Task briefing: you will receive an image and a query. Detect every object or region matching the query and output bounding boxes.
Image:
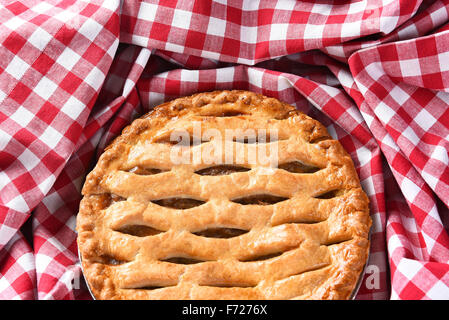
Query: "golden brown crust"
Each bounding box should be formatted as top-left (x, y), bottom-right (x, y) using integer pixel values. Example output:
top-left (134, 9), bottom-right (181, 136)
top-left (77, 90), bottom-right (371, 300)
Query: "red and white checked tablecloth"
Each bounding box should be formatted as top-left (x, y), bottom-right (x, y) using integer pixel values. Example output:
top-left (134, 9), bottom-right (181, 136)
top-left (0, 0), bottom-right (448, 300)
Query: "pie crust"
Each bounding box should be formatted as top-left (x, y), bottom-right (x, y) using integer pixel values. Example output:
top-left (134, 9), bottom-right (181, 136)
top-left (76, 90), bottom-right (371, 300)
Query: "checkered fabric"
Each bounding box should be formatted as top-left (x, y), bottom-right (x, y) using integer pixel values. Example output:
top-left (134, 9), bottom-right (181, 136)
top-left (0, 0), bottom-right (448, 300)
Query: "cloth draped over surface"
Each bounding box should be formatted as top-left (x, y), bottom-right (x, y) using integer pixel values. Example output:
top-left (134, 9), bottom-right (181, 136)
top-left (0, 0), bottom-right (448, 299)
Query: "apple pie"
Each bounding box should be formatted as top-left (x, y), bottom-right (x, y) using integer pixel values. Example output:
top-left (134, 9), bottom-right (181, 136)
top-left (76, 90), bottom-right (371, 300)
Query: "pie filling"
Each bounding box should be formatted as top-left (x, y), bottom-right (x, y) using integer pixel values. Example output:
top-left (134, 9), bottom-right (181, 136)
top-left (128, 166), bottom-right (166, 175)
top-left (200, 110), bottom-right (247, 117)
top-left (116, 225), bottom-right (164, 237)
top-left (278, 161), bottom-right (321, 173)
top-left (162, 257), bottom-right (206, 265)
top-left (231, 194), bottom-right (289, 205)
top-left (193, 227), bottom-right (248, 239)
top-left (195, 165), bottom-right (250, 176)
top-left (151, 198), bottom-right (206, 209)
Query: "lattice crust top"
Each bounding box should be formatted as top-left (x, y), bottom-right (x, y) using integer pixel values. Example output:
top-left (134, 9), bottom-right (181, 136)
top-left (77, 90), bottom-right (371, 300)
